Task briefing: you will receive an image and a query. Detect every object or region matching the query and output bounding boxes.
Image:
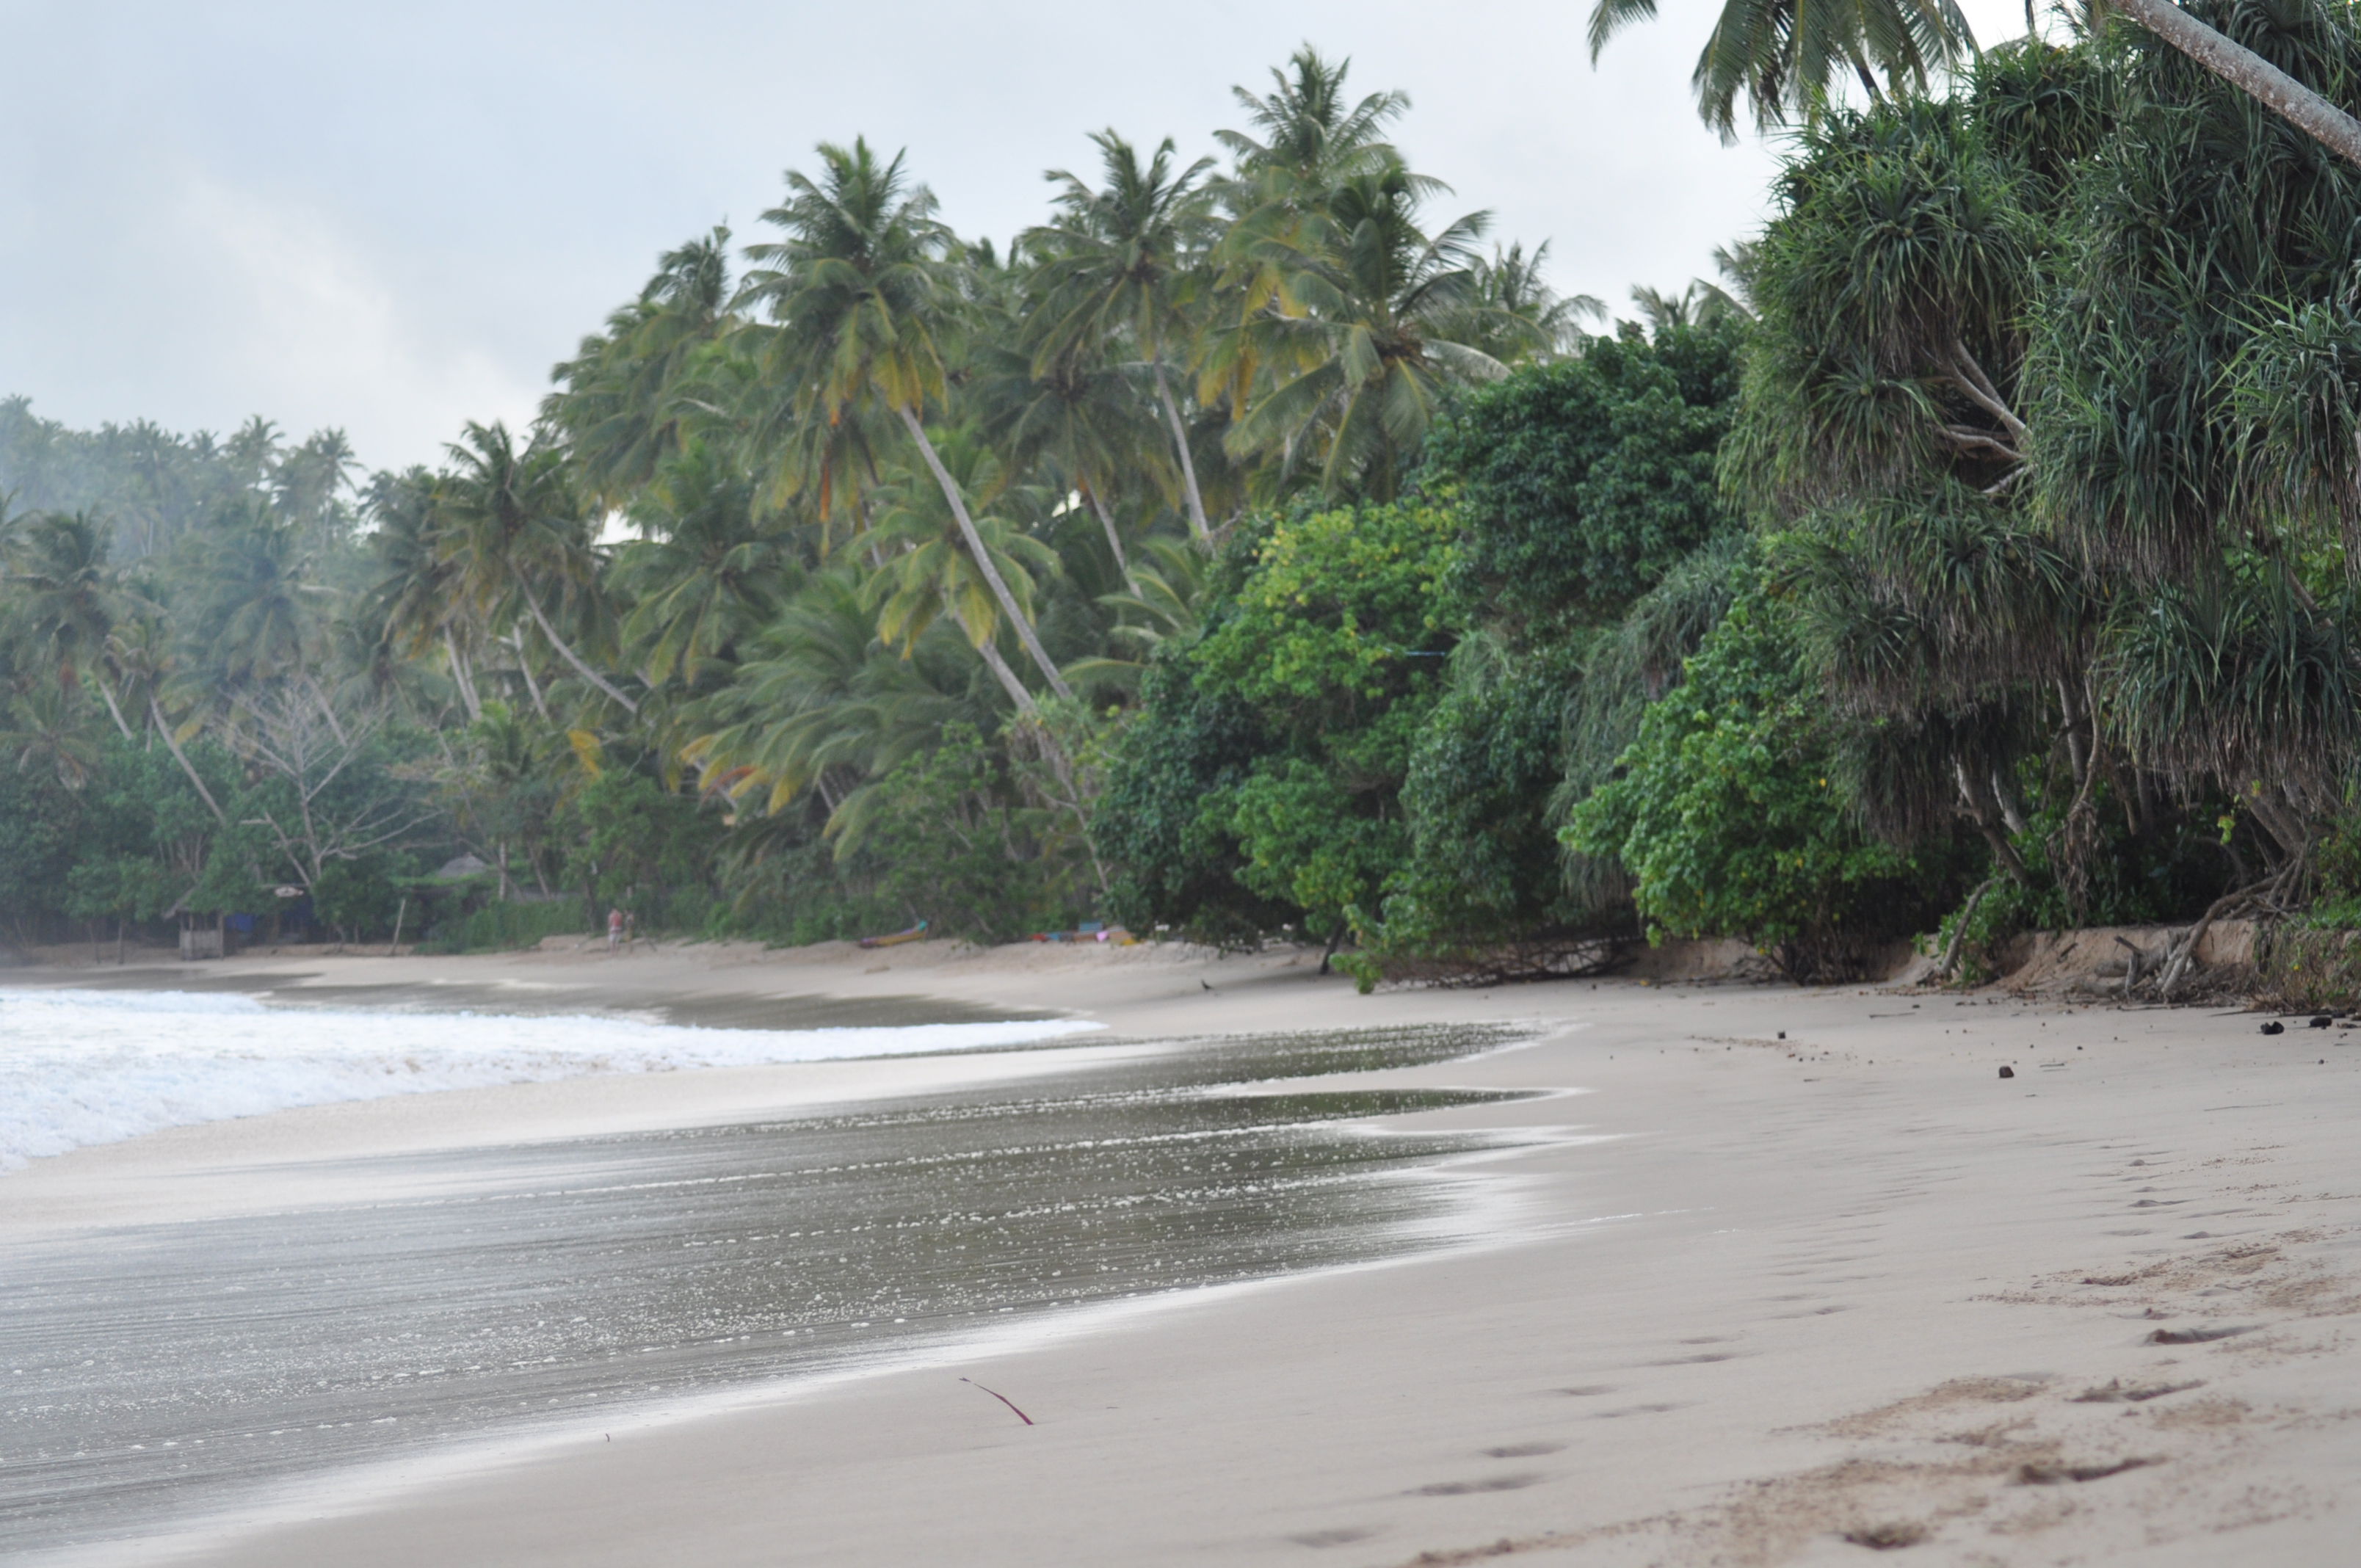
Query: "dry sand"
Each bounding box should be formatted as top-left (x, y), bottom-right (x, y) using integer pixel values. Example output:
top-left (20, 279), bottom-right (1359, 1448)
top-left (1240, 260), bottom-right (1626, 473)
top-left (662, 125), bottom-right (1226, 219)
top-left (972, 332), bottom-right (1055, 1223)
top-left (12, 937), bottom-right (2361, 1565)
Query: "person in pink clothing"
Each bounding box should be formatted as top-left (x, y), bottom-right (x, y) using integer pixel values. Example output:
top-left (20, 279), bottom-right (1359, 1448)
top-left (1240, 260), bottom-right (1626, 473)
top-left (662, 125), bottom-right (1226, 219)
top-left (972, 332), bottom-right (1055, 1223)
top-left (607, 907), bottom-right (624, 954)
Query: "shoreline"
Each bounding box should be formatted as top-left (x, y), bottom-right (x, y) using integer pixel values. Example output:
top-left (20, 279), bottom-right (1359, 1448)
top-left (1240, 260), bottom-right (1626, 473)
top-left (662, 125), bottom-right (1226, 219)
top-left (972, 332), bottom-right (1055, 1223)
top-left (10, 940), bottom-right (2361, 1564)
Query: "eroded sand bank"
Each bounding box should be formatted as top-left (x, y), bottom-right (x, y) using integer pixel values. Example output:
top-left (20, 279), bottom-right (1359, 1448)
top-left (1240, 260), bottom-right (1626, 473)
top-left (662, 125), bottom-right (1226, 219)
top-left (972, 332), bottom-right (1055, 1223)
top-left (10, 939), bottom-right (2361, 1565)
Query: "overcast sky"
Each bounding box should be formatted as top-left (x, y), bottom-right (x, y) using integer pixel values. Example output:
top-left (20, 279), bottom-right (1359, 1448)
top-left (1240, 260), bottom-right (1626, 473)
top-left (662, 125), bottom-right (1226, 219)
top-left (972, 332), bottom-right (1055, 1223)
top-left (0, 0), bottom-right (2029, 472)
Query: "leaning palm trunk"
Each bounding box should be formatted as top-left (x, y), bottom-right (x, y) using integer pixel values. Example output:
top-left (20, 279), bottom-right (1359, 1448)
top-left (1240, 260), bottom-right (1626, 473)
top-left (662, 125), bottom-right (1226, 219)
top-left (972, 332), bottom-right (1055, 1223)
top-left (148, 696), bottom-right (227, 825)
top-left (442, 626), bottom-right (484, 723)
top-left (1084, 486), bottom-right (1139, 592)
top-left (1151, 360), bottom-right (1214, 549)
top-left (896, 407), bottom-right (1075, 701)
top-left (507, 628), bottom-right (554, 721)
top-left (93, 675), bottom-right (136, 741)
top-left (518, 582), bottom-right (640, 714)
top-left (2113, 0), bottom-right (2361, 168)
top-left (954, 606), bottom-right (1041, 713)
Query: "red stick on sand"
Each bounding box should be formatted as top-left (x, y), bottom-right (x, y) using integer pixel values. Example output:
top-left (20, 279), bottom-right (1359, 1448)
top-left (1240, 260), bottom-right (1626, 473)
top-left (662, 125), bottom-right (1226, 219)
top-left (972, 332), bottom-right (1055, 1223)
top-left (960, 1377), bottom-right (1034, 1426)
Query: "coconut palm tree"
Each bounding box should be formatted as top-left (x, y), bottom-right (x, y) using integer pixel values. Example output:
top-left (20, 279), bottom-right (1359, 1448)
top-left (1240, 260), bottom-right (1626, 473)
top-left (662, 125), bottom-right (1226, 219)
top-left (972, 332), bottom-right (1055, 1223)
top-left (615, 443), bottom-right (799, 691)
top-left (192, 501), bottom-right (319, 691)
top-left (1589, 0), bottom-right (2361, 170)
top-left (851, 432), bottom-right (1063, 711)
top-left (1218, 46), bottom-right (1412, 203)
top-left (1223, 159), bottom-right (1548, 498)
top-left (546, 228), bottom-right (739, 504)
top-left (739, 139), bottom-right (1073, 702)
top-left (1589, 0), bottom-right (1975, 140)
top-left (1026, 131), bottom-right (1222, 546)
top-left (678, 565), bottom-right (987, 827)
top-left (361, 465), bottom-right (484, 720)
top-left (1, 509), bottom-right (139, 736)
top-left (433, 421), bottom-right (639, 714)
top-left (969, 327), bottom-right (1165, 590)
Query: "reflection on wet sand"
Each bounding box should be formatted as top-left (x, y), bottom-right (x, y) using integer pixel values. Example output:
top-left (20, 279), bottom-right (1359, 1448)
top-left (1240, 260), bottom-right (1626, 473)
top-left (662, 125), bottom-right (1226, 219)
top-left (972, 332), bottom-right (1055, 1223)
top-left (0, 1024), bottom-right (1530, 1557)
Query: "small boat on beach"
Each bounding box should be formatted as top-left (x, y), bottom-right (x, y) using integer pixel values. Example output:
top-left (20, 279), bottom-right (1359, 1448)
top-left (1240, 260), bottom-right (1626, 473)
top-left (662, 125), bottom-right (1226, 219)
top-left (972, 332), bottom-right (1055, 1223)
top-left (857, 920), bottom-right (929, 949)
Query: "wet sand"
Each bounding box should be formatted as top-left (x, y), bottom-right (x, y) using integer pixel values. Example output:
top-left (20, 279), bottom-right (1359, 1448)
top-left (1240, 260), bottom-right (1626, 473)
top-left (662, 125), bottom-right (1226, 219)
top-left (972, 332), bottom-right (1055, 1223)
top-left (10, 939), bottom-right (2361, 1564)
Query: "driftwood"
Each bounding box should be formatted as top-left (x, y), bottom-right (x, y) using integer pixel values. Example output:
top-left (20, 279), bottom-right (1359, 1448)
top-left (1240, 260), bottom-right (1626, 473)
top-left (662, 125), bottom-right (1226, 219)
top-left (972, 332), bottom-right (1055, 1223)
top-left (1367, 934), bottom-right (1633, 990)
top-left (2155, 863), bottom-right (2305, 1000)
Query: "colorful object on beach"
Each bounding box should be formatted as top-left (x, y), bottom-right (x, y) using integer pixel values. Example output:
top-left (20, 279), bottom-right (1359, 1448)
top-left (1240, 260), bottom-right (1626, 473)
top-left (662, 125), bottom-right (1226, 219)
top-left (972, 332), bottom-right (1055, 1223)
top-left (857, 921), bottom-right (929, 950)
top-left (1027, 924), bottom-right (1136, 945)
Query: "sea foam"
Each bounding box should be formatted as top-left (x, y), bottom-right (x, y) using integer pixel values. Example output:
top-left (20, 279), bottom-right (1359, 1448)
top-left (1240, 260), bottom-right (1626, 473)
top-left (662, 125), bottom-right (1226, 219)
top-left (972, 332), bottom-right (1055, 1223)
top-left (0, 987), bottom-right (1099, 1171)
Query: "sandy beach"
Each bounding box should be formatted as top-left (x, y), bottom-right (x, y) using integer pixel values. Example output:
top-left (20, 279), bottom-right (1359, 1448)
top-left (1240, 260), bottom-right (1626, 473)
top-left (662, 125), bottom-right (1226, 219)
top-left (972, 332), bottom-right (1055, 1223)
top-left (8, 937), bottom-right (2361, 1565)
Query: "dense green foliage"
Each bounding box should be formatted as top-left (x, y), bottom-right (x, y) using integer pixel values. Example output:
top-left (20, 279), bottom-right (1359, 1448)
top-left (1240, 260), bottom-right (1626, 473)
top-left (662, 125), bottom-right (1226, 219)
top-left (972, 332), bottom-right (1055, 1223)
top-left (24, 17), bottom-right (2361, 984)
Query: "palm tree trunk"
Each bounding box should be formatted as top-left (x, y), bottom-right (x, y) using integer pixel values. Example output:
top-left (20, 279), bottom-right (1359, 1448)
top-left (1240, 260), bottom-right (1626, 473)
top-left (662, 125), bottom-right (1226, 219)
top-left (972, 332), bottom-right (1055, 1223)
top-left (93, 675), bottom-right (136, 741)
top-left (507, 628), bottom-right (553, 722)
top-left (443, 627), bottom-right (484, 723)
top-left (519, 584), bottom-right (640, 714)
top-left (1151, 361), bottom-right (1214, 549)
top-left (896, 407), bottom-right (1075, 701)
top-left (1084, 485), bottom-right (1139, 590)
top-left (149, 697), bottom-right (228, 825)
top-left (962, 617), bottom-right (1040, 713)
top-left (2114, 0), bottom-right (2361, 169)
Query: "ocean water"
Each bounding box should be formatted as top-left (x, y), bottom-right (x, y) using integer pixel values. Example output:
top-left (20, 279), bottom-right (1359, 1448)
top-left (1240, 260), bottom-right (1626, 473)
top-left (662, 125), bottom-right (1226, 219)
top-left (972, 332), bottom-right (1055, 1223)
top-left (0, 1014), bottom-right (1531, 1560)
top-left (0, 987), bottom-right (1103, 1171)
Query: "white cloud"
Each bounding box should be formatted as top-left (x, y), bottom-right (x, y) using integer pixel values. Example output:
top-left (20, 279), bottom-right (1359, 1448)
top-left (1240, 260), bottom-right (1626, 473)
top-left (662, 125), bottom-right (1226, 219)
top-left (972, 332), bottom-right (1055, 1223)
top-left (167, 173), bottom-right (539, 462)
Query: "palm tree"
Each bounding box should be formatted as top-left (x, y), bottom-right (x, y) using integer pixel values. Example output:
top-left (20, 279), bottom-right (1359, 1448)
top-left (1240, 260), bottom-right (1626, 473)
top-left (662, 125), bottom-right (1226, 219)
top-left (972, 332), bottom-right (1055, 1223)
top-left (361, 465), bottom-right (482, 721)
top-left (1589, 0), bottom-right (1974, 140)
top-left (615, 443), bottom-right (799, 691)
top-left (433, 421), bottom-right (639, 714)
top-left (1203, 48), bottom-right (1424, 425)
top-left (1589, 0), bottom-right (2361, 170)
top-left (851, 432), bottom-right (1064, 711)
top-left (1473, 242), bottom-right (1604, 355)
top-left (545, 228), bottom-right (739, 504)
top-left (192, 501), bottom-right (319, 690)
top-left (739, 139), bottom-right (1072, 702)
top-left (1218, 46), bottom-right (1412, 202)
top-left (1, 509), bottom-right (139, 736)
top-left (1224, 159), bottom-right (1546, 498)
top-left (970, 327), bottom-right (1165, 590)
top-left (1026, 131), bottom-right (1222, 547)
top-left (678, 566), bottom-right (986, 825)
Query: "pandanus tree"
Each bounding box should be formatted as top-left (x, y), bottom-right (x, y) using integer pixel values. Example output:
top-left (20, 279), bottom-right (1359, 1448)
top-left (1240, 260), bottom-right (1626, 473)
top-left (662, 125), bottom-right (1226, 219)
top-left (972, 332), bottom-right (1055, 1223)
top-left (1026, 131), bottom-right (1223, 547)
top-left (1736, 31), bottom-right (2361, 981)
top-left (739, 139), bottom-right (1073, 703)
